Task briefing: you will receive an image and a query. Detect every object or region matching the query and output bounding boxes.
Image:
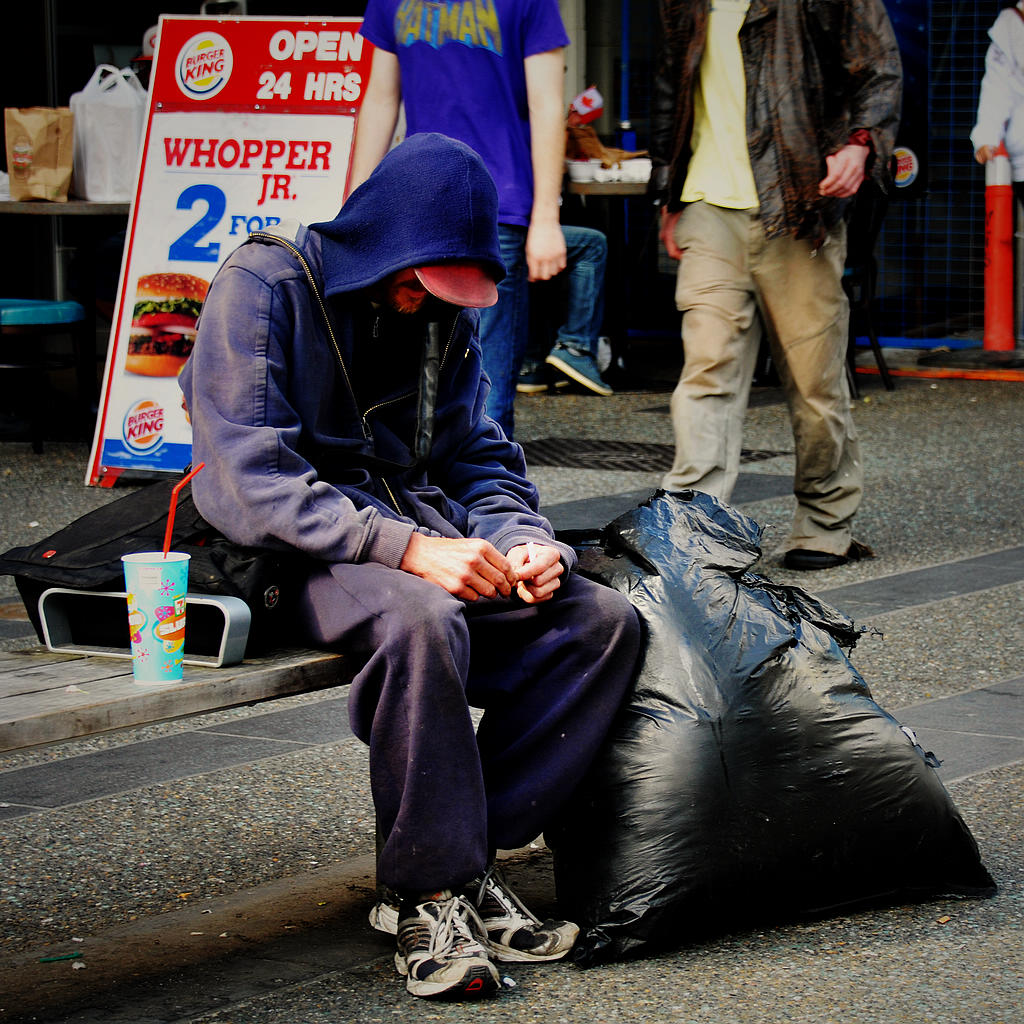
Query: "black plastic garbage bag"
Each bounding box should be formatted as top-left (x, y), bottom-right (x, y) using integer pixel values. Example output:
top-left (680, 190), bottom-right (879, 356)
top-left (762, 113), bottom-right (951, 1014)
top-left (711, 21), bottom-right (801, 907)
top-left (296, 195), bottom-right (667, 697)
top-left (548, 491), bottom-right (996, 965)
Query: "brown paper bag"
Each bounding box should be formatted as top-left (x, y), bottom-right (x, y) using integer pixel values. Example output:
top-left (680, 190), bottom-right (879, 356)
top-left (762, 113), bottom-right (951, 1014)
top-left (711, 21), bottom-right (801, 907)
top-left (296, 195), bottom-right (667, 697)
top-left (5, 107), bottom-right (75, 202)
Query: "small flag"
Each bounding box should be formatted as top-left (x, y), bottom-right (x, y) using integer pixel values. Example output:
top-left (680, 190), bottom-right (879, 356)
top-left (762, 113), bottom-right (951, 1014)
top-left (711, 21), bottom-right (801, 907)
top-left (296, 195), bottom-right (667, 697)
top-left (570, 85), bottom-right (604, 125)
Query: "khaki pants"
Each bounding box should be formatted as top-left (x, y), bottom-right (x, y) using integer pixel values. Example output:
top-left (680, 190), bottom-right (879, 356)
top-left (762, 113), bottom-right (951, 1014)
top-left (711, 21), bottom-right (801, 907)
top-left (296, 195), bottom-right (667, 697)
top-left (662, 201), bottom-right (862, 554)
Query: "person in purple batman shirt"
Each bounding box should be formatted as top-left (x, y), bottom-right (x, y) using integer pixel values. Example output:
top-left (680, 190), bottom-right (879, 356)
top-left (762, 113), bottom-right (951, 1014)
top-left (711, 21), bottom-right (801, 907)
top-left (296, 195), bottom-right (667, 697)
top-left (350, 0), bottom-right (613, 437)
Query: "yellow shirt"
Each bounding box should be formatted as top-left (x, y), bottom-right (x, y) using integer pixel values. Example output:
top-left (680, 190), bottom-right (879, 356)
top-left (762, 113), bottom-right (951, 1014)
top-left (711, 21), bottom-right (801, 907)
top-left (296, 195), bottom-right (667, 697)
top-left (681, 0), bottom-right (759, 210)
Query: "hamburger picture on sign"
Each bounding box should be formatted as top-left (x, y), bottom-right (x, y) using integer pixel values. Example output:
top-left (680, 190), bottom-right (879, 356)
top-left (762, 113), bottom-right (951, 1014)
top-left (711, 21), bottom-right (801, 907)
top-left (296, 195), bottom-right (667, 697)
top-left (127, 272), bottom-right (209, 376)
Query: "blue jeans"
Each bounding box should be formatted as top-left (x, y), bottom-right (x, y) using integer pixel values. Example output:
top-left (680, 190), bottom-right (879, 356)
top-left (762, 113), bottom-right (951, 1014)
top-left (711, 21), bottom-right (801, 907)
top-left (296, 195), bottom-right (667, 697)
top-left (554, 224), bottom-right (607, 357)
top-left (480, 224), bottom-right (608, 437)
top-left (522, 225), bottom-right (608, 377)
top-left (478, 225), bottom-right (528, 438)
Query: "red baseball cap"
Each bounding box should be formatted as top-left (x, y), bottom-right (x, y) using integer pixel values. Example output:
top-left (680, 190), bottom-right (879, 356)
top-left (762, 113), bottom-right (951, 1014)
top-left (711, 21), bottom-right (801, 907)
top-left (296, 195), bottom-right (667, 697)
top-left (414, 261), bottom-right (499, 309)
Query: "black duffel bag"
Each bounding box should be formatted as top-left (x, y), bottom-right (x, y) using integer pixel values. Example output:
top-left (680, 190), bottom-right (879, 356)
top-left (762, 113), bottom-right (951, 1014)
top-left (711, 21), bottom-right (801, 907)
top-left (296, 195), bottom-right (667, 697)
top-left (0, 474), bottom-right (308, 656)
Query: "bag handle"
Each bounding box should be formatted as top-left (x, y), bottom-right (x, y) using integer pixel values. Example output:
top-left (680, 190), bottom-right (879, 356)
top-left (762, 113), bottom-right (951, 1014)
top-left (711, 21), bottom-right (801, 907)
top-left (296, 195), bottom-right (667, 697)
top-left (86, 64), bottom-right (146, 97)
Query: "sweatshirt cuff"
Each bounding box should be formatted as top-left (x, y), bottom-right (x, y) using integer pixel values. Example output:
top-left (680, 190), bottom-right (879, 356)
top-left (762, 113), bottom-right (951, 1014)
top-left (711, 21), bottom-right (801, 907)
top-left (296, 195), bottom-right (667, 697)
top-left (363, 517), bottom-right (417, 570)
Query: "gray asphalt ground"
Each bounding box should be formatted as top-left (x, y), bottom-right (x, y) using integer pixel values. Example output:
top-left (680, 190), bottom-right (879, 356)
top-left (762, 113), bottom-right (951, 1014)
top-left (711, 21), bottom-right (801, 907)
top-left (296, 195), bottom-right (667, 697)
top-left (0, 340), bottom-right (1021, 1023)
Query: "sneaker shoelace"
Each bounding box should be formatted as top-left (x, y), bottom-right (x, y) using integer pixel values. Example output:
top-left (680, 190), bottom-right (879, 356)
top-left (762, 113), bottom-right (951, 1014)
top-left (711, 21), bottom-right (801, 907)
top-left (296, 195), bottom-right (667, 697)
top-left (419, 898), bottom-right (490, 961)
top-left (470, 865), bottom-right (539, 927)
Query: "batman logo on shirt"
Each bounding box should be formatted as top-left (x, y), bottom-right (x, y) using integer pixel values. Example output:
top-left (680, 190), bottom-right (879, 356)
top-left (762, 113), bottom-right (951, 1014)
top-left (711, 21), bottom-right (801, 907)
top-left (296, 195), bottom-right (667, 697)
top-left (395, 0), bottom-right (503, 55)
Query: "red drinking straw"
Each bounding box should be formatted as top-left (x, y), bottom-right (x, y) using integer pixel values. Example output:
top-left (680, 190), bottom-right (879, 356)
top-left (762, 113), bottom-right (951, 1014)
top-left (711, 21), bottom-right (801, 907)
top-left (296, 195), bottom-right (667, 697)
top-left (163, 463), bottom-right (205, 558)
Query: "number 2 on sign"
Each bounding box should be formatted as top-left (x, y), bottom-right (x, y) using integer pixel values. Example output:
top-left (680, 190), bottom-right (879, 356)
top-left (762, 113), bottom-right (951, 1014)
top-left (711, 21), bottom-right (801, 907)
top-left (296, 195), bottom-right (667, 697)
top-left (168, 184), bottom-right (225, 263)
top-left (257, 72), bottom-right (293, 101)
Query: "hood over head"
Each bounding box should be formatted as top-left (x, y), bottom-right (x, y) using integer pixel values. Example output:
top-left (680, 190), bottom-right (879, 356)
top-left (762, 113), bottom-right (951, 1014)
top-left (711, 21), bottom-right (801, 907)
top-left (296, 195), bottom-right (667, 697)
top-left (311, 132), bottom-right (506, 300)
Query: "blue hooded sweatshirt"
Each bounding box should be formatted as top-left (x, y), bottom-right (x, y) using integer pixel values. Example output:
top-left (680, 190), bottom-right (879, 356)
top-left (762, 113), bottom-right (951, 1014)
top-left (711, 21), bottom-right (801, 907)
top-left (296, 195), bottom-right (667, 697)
top-left (179, 133), bottom-right (575, 573)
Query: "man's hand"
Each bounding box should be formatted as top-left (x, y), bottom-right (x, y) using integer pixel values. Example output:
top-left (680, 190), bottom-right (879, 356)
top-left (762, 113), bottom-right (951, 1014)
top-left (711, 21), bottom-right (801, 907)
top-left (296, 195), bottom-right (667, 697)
top-left (659, 206), bottom-right (685, 260)
top-left (526, 219), bottom-right (567, 282)
top-left (818, 144), bottom-right (870, 198)
top-left (400, 533), bottom-right (517, 601)
top-left (507, 543), bottom-right (564, 604)
top-left (975, 145), bottom-right (998, 165)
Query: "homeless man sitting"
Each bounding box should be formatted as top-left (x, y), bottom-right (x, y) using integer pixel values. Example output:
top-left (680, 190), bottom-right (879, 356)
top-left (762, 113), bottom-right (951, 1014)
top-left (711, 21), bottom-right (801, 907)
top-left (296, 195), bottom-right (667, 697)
top-left (179, 133), bottom-right (642, 1001)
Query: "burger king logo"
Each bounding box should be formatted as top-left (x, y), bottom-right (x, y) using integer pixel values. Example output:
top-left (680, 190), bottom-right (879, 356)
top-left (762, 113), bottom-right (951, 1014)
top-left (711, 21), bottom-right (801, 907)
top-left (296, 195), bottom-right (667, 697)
top-left (123, 399), bottom-right (165, 454)
top-left (176, 32), bottom-right (233, 100)
top-left (893, 146), bottom-right (919, 188)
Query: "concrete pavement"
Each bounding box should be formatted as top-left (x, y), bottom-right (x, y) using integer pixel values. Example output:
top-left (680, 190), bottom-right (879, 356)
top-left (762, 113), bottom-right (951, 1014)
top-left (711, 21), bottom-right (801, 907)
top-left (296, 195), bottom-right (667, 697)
top-left (0, 344), bottom-right (1021, 1023)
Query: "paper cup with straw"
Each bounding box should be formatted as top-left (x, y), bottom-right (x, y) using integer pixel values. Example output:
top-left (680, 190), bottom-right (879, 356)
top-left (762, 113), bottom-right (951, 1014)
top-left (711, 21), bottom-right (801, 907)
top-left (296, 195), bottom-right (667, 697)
top-left (121, 464), bottom-right (204, 684)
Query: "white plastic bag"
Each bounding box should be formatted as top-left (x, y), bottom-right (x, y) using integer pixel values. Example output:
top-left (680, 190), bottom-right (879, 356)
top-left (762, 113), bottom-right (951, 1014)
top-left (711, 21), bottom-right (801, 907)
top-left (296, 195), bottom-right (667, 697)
top-left (70, 65), bottom-right (146, 201)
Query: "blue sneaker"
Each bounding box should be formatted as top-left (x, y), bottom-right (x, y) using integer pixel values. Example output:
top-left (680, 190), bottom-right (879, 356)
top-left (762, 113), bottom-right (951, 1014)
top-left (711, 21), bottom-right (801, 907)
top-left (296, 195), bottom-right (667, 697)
top-left (545, 344), bottom-right (613, 396)
top-left (517, 360), bottom-right (569, 393)
top-left (516, 360), bottom-right (550, 394)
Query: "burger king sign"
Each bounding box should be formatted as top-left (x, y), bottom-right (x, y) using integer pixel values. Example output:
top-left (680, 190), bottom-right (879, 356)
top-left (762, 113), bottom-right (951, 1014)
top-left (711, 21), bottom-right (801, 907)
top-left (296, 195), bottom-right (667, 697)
top-left (176, 32), bottom-right (233, 100)
top-left (87, 13), bottom-right (372, 486)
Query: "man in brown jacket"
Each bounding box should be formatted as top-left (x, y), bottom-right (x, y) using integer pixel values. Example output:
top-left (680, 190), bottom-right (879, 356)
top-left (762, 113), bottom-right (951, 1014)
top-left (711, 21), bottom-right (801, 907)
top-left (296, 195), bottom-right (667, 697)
top-left (651, 0), bottom-right (902, 570)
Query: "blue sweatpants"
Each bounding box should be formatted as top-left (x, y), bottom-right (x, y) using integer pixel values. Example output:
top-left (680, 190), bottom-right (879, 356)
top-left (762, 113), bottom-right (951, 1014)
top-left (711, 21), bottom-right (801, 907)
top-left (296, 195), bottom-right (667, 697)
top-left (297, 563), bottom-right (641, 896)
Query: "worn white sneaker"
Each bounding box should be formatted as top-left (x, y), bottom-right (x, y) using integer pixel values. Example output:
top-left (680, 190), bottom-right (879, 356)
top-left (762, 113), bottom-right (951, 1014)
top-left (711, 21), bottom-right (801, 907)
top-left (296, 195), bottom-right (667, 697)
top-left (394, 891), bottom-right (500, 1000)
top-left (372, 868), bottom-right (579, 964)
top-left (468, 866), bottom-right (580, 963)
top-left (368, 899), bottom-right (399, 934)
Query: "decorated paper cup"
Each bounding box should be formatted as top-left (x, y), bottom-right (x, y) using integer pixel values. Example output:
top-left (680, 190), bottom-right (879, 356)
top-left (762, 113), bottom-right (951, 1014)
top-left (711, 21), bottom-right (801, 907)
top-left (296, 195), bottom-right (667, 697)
top-left (122, 552), bottom-right (190, 684)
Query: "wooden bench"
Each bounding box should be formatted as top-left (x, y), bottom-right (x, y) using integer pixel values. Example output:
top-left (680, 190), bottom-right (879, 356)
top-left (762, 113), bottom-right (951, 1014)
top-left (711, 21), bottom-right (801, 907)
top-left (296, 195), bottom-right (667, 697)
top-left (0, 644), bottom-right (348, 753)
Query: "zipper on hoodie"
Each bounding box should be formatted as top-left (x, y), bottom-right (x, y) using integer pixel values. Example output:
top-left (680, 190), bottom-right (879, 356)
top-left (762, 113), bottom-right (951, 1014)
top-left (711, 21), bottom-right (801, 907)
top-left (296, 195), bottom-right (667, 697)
top-left (365, 317), bottom-right (459, 518)
top-left (359, 314), bottom-right (460, 433)
top-left (380, 477), bottom-right (403, 516)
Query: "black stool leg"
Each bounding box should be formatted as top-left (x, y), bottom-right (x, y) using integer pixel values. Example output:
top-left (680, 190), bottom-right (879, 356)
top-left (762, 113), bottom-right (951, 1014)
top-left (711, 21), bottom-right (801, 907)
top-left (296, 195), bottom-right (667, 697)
top-left (863, 298), bottom-right (894, 391)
